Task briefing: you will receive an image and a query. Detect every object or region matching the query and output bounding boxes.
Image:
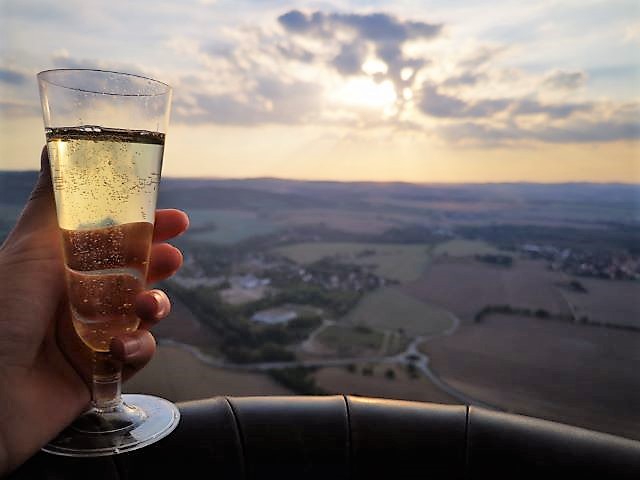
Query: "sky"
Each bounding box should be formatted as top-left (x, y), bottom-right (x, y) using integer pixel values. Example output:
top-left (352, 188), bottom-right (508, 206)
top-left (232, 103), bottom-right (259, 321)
top-left (0, 0), bottom-right (639, 183)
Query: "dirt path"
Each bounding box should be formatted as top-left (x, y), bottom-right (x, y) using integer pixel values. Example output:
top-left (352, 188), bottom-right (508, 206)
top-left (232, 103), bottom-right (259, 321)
top-left (298, 319), bottom-right (335, 355)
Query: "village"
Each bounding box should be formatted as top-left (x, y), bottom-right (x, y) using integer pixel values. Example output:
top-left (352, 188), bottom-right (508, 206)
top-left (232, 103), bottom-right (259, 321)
top-left (521, 244), bottom-right (640, 281)
top-left (170, 248), bottom-right (389, 330)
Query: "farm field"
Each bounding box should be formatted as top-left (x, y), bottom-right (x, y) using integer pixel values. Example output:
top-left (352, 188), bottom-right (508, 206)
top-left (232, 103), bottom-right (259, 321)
top-left (404, 257), bottom-right (572, 323)
top-left (366, 197), bottom-right (509, 213)
top-left (315, 324), bottom-right (385, 357)
top-left (273, 208), bottom-right (401, 234)
top-left (313, 364), bottom-right (458, 404)
top-left (124, 345), bottom-right (292, 402)
top-left (186, 208), bottom-right (278, 244)
top-left (563, 278), bottom-right (640, 328)
top-left (151, 291), bottom-right (220, 353)
top-left (432, 239), bottom-right (504, 257)
top-left (274, 242), bottom-right (431, 283)
top-left (345, 287), bottom-right (454, 337)
top-left (420, 315), bottom-right (640, 440)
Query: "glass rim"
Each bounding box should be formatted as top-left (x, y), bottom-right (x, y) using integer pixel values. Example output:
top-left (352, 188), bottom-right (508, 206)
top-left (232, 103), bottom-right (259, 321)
top-left (37, 68), bottom-right (172, 97)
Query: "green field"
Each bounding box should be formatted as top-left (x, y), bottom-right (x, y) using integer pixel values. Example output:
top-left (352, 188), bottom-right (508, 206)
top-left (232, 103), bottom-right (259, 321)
top-left (346, 287), bottom-right (454, 336)
top-left (432, 239), bottom-right (503, 257)
top-left (316, 324), bottom-right (385, 356)
top-left (274, 242), bottom-right (431, 283)
top-left (186, 209), bottom-right (278, 244)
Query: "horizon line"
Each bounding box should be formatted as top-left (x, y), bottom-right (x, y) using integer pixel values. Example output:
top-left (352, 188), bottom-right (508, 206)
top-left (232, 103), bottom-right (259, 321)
top-left (1, 169), bottom-right (639, 186)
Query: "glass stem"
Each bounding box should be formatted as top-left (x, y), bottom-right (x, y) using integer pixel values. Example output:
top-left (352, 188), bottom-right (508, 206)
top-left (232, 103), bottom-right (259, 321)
top-left (91, 351), bottom-right (123, 412)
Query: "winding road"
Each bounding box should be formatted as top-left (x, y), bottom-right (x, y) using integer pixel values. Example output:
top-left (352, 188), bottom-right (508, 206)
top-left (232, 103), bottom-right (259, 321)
top-left (159, 308), bottom-right (500, 410)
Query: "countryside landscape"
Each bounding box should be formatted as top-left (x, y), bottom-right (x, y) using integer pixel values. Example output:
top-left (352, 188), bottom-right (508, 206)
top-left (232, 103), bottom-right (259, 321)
top-left (1, 172), bottom-right (639, 440)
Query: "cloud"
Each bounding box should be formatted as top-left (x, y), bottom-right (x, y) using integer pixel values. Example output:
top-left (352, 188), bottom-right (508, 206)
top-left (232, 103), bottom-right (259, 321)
top-left (439, 122), bottom-right (522, 145)
top-left (543, 70), bottom-right (587, 90)
top-left (334, 12), bottom-right (441, 42)
top-left (0, 67), bottom-right (28, 85)
top-left (278, 10), bottom-right (313, 34)
top-left (0, 101), bottom-right (39, 116)
top-left (512, 98), bottom-right (590, 118)
top-left (173, 76), bottom-right (322, 125)
top-left (419, 83), bottom-right (591, 120)
top-left (277, 10), bottom-right (442, 110)
top-left (278, 10), bottom-right (442, 43)
top-left (459, 46), bottom-right (505, 69)
top-left (442, 72), bottom-right (486, 87)
top-left (331, 42), bottom-right (367, 75)
top-left (418, 84), bottom-right (510, 118)
top-left (50, 50), bottom-right (147, 77)
top-left (440, 119), bottom-right (640, 145)
top-left (171, 9), bottom-right (445, 127)
top-left (421, 79), bottom-right (627, 145)
top-left (51, 50), bottom-right (99, 69)
top-left (623, 22), bottom-right (640, 44)
top-left (418, 84), bottom-right (469, 117)
top-left (154, 8), bottom-right (638, 149)
top-left (535, 120), bottom-right (640, 143)
top-left (276, 41), bottom-right (315, 63)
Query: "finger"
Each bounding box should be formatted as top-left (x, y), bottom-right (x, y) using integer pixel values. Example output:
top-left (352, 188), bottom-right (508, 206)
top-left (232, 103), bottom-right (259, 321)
top-left (135, 289), bottom-right (171, 330)
top-left (153, 209), bottom-right (189, 242)
top-left (147, 243), bottom-right (183, 283)
top-left (55, 296), bottom-right (94, 385)
top-left (110, 330), bottom-right (157, 380)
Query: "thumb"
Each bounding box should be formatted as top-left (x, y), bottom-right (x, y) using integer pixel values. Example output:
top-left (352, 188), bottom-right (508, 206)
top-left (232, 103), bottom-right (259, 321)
top-left (30, 146), bottom-right (54, 204)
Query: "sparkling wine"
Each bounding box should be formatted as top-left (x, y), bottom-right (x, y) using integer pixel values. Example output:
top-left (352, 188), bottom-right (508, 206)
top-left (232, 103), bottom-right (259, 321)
top-left (62, 223), bottom-right (153, 351)
top-left (46, 126), bottom-right (164, 351)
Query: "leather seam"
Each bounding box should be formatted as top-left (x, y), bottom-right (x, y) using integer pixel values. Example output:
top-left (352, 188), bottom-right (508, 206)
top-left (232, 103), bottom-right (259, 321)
top-left (343, 395), bottom-right (353, 480)
top-left (225, 397), bottom-right (248, 480)
top-left (464, 404), bottom-right (470, 480)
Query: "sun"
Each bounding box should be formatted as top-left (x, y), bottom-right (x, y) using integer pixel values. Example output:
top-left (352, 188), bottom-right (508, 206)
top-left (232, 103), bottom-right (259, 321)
top-left (329, 77), bottom-right (397, 112)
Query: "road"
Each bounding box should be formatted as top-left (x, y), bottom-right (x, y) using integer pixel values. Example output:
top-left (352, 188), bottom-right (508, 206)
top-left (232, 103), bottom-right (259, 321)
top-left (386, 313), bottom-right (498, 409)
top-left (159, 309), bottom-right (500, 410)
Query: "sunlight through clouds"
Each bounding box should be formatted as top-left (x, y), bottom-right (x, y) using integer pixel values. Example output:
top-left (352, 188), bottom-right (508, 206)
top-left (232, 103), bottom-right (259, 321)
top-left (329, 78), bottom-right (397, 111)
top-left (0, 0), bottom-right (638, 181)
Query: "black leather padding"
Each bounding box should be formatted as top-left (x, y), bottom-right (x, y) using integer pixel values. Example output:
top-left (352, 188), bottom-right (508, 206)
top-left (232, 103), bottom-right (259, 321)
top-left (119, 397), bottom-right (244, 478)
top-left (9, 395), bottom-right (640, 480)
top-left (7, 452), bottom-right (120, 480)
top-left (467, 406), bottom-right (640, 480)
top-left (227, 395), bottom-right (349, 480)
top-left (348, 396), bottom-right (467, 479)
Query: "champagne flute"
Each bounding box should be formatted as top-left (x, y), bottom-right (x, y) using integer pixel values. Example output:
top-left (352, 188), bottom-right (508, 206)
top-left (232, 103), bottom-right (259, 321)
top-left (37, 68), bottom-right (180, 456)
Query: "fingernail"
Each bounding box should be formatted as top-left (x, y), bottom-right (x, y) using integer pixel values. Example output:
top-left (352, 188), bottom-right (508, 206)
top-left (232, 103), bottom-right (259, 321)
top-left (120, 336), bottom-right (141, 357)
top-left (151, 290), bottom-right (168, 318)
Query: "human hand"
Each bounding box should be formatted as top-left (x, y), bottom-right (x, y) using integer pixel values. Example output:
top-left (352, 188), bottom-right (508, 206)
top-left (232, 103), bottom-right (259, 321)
top-left (0, 149), bottom-right (189, 474)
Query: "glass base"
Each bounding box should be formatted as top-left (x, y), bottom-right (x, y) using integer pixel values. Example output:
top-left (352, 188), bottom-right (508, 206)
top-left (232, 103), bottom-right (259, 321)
top-left (42, 394), bottom-right (180, 457)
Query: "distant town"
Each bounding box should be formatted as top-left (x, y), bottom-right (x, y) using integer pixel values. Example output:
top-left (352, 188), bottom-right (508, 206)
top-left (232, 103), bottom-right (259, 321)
top-left (520, 243), bottom-right (639, 281)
